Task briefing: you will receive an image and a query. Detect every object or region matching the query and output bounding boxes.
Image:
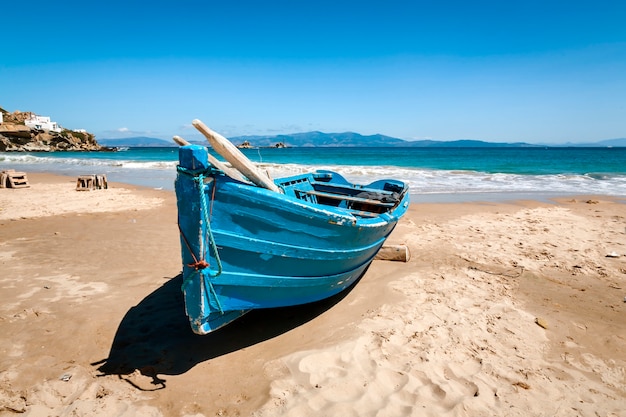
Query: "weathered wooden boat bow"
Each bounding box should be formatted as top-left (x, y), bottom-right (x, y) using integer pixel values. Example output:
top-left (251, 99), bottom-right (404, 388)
top-left (175, 120), bottom-right (410, 334)
top-left (176, 157), bottom-right (223, 300)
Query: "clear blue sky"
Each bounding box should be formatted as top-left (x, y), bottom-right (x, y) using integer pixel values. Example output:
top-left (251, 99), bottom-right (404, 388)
top-left (2, 0), bottom-right (625, 144)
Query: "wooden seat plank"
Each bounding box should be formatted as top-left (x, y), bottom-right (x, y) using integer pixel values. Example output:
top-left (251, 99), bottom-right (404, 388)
top-left (296, 189), bottom-right (394, 207)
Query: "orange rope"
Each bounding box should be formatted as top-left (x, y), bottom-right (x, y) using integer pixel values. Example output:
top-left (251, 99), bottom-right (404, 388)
top-left (177, 223), bottom-right (209, 270)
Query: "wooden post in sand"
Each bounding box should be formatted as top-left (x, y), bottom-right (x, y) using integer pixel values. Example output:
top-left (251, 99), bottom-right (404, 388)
top-left (173, 136), bottom-right (248, 183)
top-left (375, 244), bottom-right (411, 262)
top-left (192, 119), bottom-right (282, 193)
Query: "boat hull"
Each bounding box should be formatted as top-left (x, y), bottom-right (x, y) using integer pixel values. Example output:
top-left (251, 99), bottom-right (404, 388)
top-left (175, 145), bottom-right (409, 334)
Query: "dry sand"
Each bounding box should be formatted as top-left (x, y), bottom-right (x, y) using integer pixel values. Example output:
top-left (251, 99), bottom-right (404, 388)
top-left (0, 173), bottom-right (624, 416)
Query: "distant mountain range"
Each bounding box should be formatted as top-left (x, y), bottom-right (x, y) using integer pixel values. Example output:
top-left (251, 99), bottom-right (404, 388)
top-left (98, 136), bottom-right (175, 147)
top-left (97, 132), bottom-right (626, 148)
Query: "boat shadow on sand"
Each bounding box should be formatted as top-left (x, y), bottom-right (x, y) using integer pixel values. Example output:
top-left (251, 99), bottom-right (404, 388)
top-left (93, 272), bottom-right (361, 386)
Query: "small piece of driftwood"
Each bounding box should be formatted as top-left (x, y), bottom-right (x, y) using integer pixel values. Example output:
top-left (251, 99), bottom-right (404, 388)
top-left (375, 245), bottom-right (410, 262)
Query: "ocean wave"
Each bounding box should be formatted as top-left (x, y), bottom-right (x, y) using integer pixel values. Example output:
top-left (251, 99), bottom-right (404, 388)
top-left (3, 153), bottom-right (625, 199)
top-left (0, 153), bottom-right (177, 170)
top-left (263, 162), bottom-right (626, 197)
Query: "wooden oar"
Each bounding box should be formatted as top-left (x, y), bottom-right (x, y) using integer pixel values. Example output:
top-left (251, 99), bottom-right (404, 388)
top-left (173, 135), bottom-right (248, 183)
top-left (192, 119), bottom-right (282, 193)
top-left (172, 135), bottom-right (191, 146)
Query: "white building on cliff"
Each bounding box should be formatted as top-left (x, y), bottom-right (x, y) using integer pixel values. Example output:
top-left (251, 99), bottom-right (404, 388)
top-left (25, 114), bottom-right (61, 133)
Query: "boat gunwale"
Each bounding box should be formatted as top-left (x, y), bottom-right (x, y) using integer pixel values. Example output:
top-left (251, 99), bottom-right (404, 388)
top-left (211, 170), bottom-right (410, 226)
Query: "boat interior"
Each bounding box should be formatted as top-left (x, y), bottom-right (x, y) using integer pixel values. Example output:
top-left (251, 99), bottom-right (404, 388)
top-left (277, 171), bottom-right (406, 217)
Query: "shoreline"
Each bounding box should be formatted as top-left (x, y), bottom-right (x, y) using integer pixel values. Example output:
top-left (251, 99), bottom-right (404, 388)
top-left (1, 172), bottom-right (625, 416)
top-left (4, 147), bottom-right (626, 204)
top-left (4, 170), bottom-right (625, 208)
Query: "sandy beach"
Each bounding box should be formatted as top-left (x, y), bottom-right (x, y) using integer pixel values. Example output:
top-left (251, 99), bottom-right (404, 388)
top-left (1, 173), bottom-right (625, 416)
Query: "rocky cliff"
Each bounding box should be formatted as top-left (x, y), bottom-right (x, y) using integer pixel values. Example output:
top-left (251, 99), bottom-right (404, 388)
top-left (0, 108), bottom-right (107, 152)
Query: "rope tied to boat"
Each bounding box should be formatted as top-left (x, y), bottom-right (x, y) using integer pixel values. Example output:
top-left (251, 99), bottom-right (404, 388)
top-left (177, 166), bottom-right (224, 313)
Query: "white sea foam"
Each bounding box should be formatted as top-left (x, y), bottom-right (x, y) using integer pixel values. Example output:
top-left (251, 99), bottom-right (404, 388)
top-left (3, 153), bottom-right (625, 202)
top-left (1, 153), bottom-right (177, 170)
top-left (264, 162), bottom-right (626, 199)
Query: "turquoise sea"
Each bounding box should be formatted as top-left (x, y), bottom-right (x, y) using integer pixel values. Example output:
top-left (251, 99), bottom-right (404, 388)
top-left (2, 146), bottom-right (625, 203)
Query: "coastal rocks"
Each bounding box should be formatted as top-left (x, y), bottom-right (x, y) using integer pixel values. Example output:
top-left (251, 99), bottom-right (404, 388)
top-left (237, 140), bottom-right (253, 149)
top-left (236, 140), bottom-right (288, 149)
top-left (0, 109), bottom-right (106, 152)
top-left (0, 124), bottom-right (31, 138)
top-left (0, 129), bottom-right (104, 152)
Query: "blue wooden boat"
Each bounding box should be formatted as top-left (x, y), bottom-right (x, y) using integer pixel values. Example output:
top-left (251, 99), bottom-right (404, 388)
top-left (174, 124), bottom-right (409, 335)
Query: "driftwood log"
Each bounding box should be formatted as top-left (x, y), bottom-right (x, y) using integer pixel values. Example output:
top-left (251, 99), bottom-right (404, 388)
top-left (375, 244), bottom-right (411, 262)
